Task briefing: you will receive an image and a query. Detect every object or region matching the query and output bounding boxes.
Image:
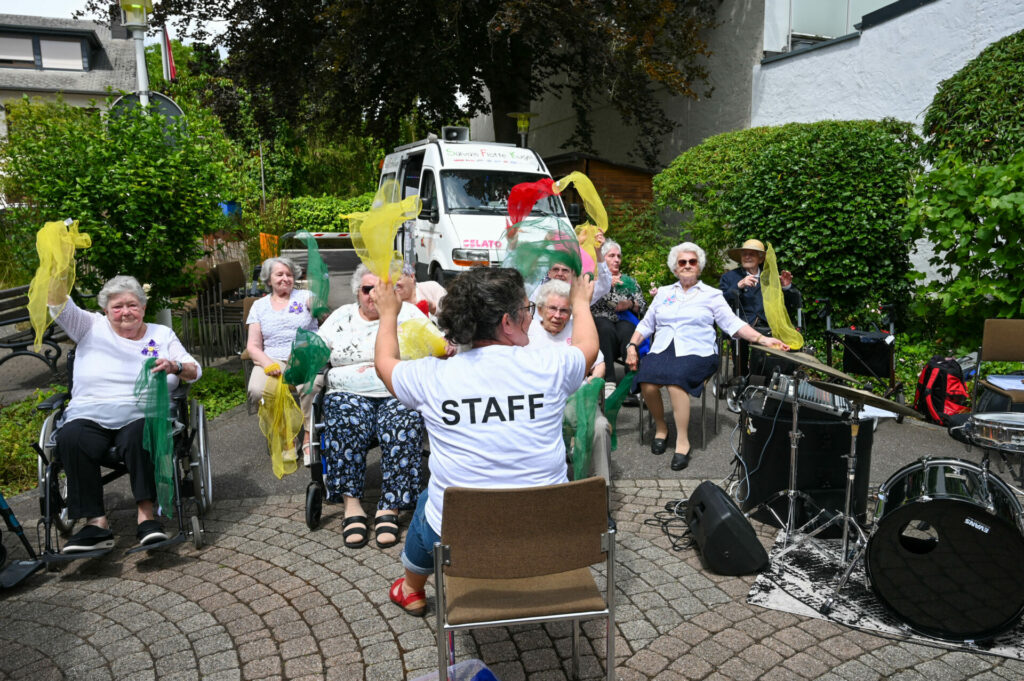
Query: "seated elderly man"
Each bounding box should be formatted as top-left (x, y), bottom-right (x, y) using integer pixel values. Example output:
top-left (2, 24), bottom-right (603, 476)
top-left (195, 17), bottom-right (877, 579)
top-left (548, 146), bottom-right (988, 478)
top-left (528, 279), bottom-right (611, 482)
top-left (394, 264), bottom-right (446, 321)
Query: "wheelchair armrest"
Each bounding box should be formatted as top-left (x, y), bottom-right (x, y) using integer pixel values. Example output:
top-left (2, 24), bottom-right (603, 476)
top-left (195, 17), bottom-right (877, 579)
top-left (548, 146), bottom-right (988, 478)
top-left (37, 392), bottom-right (70, 412)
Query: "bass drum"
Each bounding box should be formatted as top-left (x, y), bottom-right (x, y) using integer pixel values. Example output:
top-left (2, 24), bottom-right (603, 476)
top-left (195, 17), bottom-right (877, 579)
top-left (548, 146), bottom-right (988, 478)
top-left (867, 458), bottom-right (1024, 641)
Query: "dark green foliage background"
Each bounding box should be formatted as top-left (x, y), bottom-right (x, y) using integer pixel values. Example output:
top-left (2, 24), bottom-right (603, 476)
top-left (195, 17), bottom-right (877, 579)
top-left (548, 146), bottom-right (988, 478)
top-left (730, 119), bottom-right (922, 322)
top-left (922, 29), bottom-right (1024, 165)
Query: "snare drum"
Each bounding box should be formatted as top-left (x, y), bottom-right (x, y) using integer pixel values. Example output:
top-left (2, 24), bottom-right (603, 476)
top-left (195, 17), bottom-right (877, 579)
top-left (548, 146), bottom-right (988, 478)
top-left (969, 412), bottom-right (1024, 453)
top-left (866, 458), bottom-right (1024, 641)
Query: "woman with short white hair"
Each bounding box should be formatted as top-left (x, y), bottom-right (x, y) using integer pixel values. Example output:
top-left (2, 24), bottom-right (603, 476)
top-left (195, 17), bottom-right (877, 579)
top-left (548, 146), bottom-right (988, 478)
top-left (245, 257), bottom-right (320, 434)
top-left (626, 242), bottom-right (789, 471)
top-left (48, 275), bottom-right (201, 552)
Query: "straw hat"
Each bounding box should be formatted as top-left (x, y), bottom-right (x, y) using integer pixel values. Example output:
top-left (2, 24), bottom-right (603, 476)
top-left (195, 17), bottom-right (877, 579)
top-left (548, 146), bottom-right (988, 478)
top-left (727, 239), bottom-right (766, 262)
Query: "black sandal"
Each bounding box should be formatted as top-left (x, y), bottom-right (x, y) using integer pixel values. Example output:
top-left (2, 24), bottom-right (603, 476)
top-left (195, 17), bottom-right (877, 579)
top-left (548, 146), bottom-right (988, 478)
top-left (374, 514), bottom-right (400, 549)
top-left (342, 515), bottom-right (369, 549)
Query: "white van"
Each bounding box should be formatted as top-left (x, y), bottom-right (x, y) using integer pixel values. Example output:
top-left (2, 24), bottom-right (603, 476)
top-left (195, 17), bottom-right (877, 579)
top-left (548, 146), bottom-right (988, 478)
top-left (379, 126), bottom-right (571, 283)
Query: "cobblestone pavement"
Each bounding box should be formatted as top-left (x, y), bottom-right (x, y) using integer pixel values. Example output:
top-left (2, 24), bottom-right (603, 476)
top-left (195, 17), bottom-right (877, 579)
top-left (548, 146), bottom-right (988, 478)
top-left (4, 479), bottom-right (1024, 681)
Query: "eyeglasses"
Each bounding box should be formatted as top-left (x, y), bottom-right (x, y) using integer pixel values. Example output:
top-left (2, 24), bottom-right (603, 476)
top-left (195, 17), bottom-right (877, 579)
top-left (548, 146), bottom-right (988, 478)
top-left (520, 302), bottom-right (537, 317)
top-left (677, 258), bottom-right (699, 267)
top-left (544, 305), bottom-right (571, 317)
top-left (360, 285), bottom-right (374, 295)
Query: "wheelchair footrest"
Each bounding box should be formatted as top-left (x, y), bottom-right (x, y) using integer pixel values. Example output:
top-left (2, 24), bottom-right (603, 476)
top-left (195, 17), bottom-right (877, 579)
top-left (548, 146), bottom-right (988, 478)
top-left (125, 532), bottom-right (187, 555)
top-left (42, 547), bottom-right (113, 563)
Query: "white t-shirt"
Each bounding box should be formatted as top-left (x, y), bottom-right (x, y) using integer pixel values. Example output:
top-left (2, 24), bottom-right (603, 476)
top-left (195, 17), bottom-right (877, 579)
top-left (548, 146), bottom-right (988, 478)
top-left (392, 344), bottom-right (586, 534)
top-left (527, 318), bottom-right (604, 375)
top-left (51, 298), bottom-right (201, 429)
top-left (245, 289), bottom-right (318, 361)
top-left (318, 302), bottom-right (424, 397)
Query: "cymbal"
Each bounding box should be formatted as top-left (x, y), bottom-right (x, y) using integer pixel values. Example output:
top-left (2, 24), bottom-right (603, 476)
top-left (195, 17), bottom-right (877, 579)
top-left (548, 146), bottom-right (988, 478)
top-left (750, 345), bottom-right (858, 383)
top-left (807, 380), bottom-right (923, 419)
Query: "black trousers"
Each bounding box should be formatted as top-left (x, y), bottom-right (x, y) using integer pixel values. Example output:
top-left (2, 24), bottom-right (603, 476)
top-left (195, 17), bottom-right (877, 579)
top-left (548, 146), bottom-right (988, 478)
top-left (596, 317), bottom-right (636, 384)
top-left (56, 418), bottom-right (155, 519)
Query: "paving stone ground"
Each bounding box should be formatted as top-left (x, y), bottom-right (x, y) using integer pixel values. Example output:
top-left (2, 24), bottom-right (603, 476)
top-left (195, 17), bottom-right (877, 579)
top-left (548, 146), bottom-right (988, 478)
top-left (3, 479), bottom-right (1024, 681)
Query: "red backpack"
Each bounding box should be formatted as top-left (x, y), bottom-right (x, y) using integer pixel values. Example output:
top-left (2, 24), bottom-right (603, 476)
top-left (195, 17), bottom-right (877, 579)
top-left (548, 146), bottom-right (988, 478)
top-left (914, 355), bottom-right (971, 425)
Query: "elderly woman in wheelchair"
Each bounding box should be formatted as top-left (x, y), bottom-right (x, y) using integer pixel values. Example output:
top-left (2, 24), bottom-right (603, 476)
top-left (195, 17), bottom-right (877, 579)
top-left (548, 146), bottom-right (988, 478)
top-left (42, 276), bottom-right (203, 554)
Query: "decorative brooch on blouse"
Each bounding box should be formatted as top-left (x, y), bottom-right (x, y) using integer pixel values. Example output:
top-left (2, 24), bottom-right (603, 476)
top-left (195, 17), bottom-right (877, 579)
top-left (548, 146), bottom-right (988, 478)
top-left (288, 301), bottom-right (305, 314)
top-left (141, 339), bottom-right (159, 357)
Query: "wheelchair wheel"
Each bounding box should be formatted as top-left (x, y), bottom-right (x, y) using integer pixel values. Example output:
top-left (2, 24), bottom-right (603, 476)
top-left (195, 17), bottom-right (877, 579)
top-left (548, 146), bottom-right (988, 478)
top-left (41, 461), bottom-right (74, 537)
top-left (305, 482), bottom-right (324, 530)
top-left (191, 515), bottom-right (203, 549)
top-left (189, 400), bottom-right (213, 513)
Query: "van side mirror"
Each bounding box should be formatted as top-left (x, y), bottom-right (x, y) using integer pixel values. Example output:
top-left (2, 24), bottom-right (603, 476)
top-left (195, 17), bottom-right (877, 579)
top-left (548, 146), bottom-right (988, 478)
top-left (419, 197), bottom-right (440, 223)
top-left (566, 203), bottom-right (583, 225)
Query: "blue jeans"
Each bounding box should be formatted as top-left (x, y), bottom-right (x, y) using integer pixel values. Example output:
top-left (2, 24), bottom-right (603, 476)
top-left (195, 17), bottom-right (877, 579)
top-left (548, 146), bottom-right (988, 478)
top-left (401, 489), bottom-right (440, 576)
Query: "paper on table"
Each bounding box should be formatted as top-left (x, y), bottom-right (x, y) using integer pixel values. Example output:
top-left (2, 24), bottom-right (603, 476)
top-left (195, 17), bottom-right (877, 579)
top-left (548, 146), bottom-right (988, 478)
top-left (985, 375), bottom-right (1024, 391)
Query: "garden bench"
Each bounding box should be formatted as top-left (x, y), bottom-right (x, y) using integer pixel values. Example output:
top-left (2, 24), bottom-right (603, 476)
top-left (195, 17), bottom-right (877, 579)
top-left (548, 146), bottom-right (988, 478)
top-left (0, 284), bottom-right (65, 373)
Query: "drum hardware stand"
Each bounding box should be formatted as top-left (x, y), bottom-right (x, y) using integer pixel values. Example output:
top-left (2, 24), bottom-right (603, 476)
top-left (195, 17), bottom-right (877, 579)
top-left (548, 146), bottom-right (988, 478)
top-left (773, 398), bottom-right (871, 615)
top-left (748, 368), bottom-right (826, 547)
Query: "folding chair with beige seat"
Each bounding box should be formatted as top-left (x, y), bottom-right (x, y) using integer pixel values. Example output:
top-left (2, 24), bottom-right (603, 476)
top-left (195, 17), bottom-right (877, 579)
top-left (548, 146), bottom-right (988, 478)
top-left (972, 318), bottom-right (1024, 412)
top-left (433, 477), bottom-right (616, 681)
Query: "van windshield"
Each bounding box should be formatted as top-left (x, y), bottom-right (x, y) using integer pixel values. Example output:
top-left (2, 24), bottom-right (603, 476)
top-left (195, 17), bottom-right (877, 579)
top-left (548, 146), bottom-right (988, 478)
top-left (440, 170), bottom-right (564, 216)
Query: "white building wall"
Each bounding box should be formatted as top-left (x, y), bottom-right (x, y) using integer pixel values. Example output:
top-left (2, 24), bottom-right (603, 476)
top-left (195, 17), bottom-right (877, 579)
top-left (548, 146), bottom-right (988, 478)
top-left (751, 0), bottom-right (1024, 128)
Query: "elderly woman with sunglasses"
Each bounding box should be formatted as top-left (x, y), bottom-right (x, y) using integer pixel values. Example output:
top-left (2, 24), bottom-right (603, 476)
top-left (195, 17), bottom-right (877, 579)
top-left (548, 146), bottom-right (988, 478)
top-left (626, 242), bottom-right (789, 471)
top-left (316, 263), bottom-right (426, 550)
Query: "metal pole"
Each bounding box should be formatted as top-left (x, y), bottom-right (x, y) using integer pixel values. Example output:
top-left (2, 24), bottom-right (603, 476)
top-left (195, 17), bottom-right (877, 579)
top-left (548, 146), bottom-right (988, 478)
top-left (133, 28), bottom-right (149, 107)
top-left (258, 139), bottom-right (267, 213)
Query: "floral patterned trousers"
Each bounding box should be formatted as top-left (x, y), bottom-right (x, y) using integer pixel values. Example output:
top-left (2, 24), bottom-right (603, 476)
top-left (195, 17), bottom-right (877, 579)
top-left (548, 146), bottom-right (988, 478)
top-left (321, 392), bottom-right (423, 510)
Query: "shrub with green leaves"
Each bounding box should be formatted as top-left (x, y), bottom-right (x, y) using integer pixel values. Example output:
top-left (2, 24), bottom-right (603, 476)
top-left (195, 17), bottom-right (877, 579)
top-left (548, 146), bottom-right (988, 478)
top-left (922, 28), bottom-right (1024, 165)
top-left (728, 119), bottom-right (923, 323)
top-left (0, 385), bottom-right (62, 497)
top-left (903, 151), bottom-right (1024, 344)
top-left (287, 193), bottom-right (376, 234)
top-left (652, 125), bottom-right (790, 276)
top-left (0, 95), bottom-right (245, 310)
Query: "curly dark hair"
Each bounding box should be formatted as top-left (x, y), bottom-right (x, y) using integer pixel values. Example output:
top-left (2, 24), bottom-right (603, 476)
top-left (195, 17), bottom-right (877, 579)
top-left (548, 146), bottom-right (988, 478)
top-left (436, 267), bottom-right (527, 345)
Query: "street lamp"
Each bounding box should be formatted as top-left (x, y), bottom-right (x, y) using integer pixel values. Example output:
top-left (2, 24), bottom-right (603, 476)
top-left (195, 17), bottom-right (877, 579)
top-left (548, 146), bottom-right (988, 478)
top-left (507, 111), bottom-right (537, 149)
top-left (119, 0), bottom-right (152, 107)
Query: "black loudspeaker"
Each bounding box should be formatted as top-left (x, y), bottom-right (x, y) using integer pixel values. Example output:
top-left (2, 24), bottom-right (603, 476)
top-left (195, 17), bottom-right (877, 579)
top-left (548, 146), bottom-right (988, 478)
top-left (737, 397), bottom-right (873, 537)
top-left (685, 481), bottom-right (768, 576)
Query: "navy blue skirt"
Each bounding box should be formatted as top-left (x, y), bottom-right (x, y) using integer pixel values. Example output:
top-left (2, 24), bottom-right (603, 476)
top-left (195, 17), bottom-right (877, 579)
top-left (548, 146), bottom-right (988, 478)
top-left (632, 341), bottom-right (719, 397)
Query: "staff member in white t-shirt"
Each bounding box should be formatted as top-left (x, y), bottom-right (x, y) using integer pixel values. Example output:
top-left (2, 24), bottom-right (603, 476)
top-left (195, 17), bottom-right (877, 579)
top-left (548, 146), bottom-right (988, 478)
top-left (373, 266), bottom-right (598, 617)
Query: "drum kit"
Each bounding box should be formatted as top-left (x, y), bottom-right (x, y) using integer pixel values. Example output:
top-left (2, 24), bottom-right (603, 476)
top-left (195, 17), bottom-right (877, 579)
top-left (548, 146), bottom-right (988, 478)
top-left (746, 346), bottom-right (1024, 643)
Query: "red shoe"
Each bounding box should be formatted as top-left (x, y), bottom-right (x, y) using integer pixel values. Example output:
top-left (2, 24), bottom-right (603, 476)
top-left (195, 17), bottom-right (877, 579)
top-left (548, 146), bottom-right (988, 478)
top-left (389, 577), bottom-right (427, 617)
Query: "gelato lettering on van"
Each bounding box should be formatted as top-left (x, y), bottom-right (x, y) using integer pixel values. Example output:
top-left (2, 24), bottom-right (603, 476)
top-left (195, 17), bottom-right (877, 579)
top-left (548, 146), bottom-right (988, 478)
top-left (463, 239), bottom-right (501, 248)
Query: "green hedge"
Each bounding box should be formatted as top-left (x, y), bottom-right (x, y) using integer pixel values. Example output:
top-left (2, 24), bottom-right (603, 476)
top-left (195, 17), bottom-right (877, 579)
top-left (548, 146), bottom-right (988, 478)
top-left (652, 125), bottom-right (790, 276)
top-left (922, 28), bottom-right (1024, 165)
top-left (654, 119), bottom-right (922, 324)
top-left (287, 192), bottom-right (375, 233)
top-left (729, 119), bottom-right (922, 323)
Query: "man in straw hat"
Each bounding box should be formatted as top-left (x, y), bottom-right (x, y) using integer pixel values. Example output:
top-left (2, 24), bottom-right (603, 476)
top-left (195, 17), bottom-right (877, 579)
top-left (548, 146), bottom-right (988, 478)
top-left (718, 238), bottom-right (802, 380)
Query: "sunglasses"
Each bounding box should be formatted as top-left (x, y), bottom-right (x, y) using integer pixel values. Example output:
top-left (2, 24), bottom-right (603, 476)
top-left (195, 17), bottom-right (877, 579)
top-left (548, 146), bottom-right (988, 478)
top-left (677, 258), bottom-right (699, 267)
top-left (360, 285), bottom-right (374, 295)
top-left (521, 302), bottom-right (537, 317)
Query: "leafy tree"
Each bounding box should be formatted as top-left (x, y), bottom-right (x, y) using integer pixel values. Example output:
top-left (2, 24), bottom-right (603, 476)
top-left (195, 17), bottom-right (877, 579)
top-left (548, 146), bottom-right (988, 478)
top-left (0, 96), bottom-right (244, 310)
top-left (93, 0), bottom-right (720, 167)
top-left (922, 28), bottom-right (1024, 165)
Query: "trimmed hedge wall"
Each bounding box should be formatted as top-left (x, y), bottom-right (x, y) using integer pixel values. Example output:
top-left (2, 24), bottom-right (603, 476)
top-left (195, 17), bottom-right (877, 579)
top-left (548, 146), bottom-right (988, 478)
top-left (653, 119), bottom-right (922, 323)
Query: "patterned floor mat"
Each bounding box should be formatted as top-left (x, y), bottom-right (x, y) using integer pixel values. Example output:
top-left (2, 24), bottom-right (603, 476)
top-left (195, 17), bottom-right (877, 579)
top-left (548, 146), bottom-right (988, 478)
top-left (747, 532), bottom-right (1024, 660)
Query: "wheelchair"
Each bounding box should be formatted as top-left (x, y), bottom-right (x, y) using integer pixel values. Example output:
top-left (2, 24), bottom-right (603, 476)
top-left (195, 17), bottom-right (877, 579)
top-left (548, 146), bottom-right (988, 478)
top-left (301, 369), bottom-right (428, 531)
top-left (32, 350), bottom-right (213, 563)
